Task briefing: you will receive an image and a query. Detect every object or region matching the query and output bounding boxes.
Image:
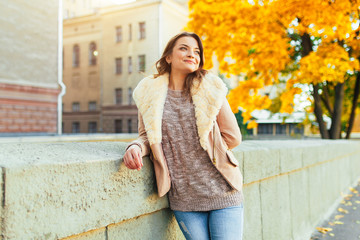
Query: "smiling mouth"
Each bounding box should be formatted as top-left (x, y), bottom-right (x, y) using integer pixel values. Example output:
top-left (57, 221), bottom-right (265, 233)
top-left (184, 60), bottom-right (196, 64)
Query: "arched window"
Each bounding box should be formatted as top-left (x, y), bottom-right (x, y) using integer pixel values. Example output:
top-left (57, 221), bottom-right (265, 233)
top-left (89, 42), bottom-right (97, 66)
top-left (73, 44), bottom-right (80, 67)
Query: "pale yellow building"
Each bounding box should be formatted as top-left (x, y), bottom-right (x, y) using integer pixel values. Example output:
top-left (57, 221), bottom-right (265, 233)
top-left (62, 14), bottom-right (102, 133)
top-left (63, 0), bottom-right (188, 19)
top-left (62, 0), bottom-right (189, 133)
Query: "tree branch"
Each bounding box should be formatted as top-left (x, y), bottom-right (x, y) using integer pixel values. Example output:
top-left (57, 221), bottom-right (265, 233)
top-left (320, 83), bottom-right (333, 116)
top-left (313, 84), bottom-right (330, 139)
top-left (329, 82), bottom-right (344, 139)
top-left (346, 71), bottom-right (360, 139)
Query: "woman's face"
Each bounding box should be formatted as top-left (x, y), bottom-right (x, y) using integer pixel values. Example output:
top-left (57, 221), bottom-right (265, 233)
top-left (166, 36), bottom-right (201, 75)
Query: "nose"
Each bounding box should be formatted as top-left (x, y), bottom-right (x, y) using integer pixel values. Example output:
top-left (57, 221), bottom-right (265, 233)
top-left (187, 50), bottom-right (195, 58)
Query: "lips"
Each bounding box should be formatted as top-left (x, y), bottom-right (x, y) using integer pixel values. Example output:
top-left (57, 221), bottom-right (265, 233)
top-left (184, 60), bottom-right (196, 64)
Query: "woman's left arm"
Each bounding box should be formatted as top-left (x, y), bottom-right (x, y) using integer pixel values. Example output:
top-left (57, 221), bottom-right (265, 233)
top-left (216, 97), bottom-right (242, 149)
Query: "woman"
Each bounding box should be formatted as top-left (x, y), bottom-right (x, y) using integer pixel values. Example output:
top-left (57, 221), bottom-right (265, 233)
top-left (123, 32), bottom-right (244, 240)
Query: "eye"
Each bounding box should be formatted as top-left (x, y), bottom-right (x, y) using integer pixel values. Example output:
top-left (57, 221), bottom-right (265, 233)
top-left (195, 50), bottom-right (200, 55)
top-left (180, 47), bottom-right (187, 51)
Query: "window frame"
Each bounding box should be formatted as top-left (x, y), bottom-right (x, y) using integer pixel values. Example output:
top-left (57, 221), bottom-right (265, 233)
top-left (139, 22), bottom-right (146, 40)
top-left (73, 44), bottom-right (80, 67)
top-left (88, 101), bottom-right (97, 111)
top-left (115, 57), bottom-right (123, 74)
top-left (115, 88), bottom-right (123, 105)
top-left (116, 26), bottom-right (122, 42)
top-left (72, 102), bottom-right (80, 112)
top-left (89, 42), bottom-right (97, 66)
top-left (138, 54), bottom-right (145, 72)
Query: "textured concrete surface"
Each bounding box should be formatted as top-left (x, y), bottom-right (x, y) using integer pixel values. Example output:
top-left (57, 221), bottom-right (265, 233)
top-left (0, 133), bottom-right (138, 143)
top-left (242, 142), bottom-right (280, 184)
top-left (260, 175), bottom-right (292, 240)
top-left (243, 182), bottom-right (262, 240)
top-left (0, 142), bottom-right (168, 239)
top-left (107, 209), bottom-right (184, 240)
top-left (288, 170), bottom-right (311, 240)
top-left (0, 140), bottom-right (359, 239)
top-left (62, 228), bottom-right (106, 240)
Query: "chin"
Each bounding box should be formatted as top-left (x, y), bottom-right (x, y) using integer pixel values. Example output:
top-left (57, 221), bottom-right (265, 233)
top-left (185, 67), bottom-right (199, 74)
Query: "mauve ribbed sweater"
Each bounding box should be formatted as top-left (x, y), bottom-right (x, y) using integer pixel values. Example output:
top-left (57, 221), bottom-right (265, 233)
top-left (161, 88), bottom-right (243, 211)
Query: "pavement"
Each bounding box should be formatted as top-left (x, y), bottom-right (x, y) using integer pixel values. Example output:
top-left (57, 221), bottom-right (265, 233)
top-left (310, 180), bottom-right (360, 240)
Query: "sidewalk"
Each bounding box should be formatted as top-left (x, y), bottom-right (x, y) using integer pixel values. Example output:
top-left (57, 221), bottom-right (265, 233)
top-left (310, 180), bottom-right (360, 240)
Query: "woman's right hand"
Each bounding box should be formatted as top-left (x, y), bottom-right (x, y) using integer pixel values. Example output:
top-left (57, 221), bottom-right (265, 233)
top-left (123, 145), bottom-right (143, 170)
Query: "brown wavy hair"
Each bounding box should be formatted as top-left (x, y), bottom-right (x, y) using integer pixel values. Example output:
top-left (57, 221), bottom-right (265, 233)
top-left (154, 32), bottom-right (207, 95)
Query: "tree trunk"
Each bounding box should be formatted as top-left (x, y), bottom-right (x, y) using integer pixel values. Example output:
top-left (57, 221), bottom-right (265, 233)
top-left (300, 33), bottom-right (330, 138)
top-left (313, 84), bottom-right (330, 139)
top-left (346, 71), bottom-right (360, 139)
top-left (321, 82), bottom-right (333, 116)
top-left (301, 33), bottom-right (313, 58)
top-left (329, 82), bottom-right (344, 139)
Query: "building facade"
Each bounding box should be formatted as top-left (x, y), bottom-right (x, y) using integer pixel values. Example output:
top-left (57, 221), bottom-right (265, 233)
top-left (62, 14), bottom-right (102, 133)
top-left (0, 0), bottom-right (60, 134)
top-left (62, 0), bottom-right (188, 133)
top-left (63, 0), bottom-right (188, 19)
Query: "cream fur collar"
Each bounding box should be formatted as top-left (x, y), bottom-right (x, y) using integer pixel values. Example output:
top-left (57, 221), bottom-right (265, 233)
top-left (132, 72), bottom-right (228, 150)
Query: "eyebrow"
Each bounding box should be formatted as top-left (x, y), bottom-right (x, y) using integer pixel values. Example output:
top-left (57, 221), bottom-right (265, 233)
top-left (179, 44), bottom-right (200, 50)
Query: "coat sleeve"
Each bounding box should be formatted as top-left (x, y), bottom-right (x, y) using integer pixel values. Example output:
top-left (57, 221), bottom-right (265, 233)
top-left (216, 97), bottom-right (242, 149)
top-left (125, 112), bottom-right (151, 157)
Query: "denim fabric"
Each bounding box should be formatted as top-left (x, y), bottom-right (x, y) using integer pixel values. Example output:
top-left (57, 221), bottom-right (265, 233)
top-left (173, 203), bottom-right (244, 240)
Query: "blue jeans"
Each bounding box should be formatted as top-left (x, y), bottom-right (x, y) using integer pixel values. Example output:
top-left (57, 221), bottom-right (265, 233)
top-left (173, 203), bottom-right (244, 240)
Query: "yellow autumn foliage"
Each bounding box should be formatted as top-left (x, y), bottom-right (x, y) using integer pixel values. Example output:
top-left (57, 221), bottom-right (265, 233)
top-left (227, 76), bottom-right (272, 123)
top-left (279, 87), bottom-right (302, 114)
top-left (297, 43), bottom-right (359, 85)
top-left (187, 0), bottom-right (360, 128)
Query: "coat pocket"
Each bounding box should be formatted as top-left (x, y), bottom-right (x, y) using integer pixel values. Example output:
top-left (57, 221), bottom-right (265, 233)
top-left (226, 149), bottom-right (239, 167)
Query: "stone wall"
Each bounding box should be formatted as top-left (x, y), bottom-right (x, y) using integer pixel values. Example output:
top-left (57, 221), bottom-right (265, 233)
top-left (0, 140), bottom-right (359, 239)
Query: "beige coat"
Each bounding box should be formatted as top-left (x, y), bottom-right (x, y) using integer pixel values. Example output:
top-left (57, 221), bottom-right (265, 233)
top-left (127, 72), bottom-right (243, 197)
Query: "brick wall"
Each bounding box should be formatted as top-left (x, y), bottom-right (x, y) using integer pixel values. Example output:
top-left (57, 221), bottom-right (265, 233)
top-left (0, 83), bottom-right (59, 133)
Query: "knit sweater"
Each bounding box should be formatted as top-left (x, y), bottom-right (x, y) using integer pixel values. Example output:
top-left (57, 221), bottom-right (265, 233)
top-left (161, 88), bottom-right (243, 211)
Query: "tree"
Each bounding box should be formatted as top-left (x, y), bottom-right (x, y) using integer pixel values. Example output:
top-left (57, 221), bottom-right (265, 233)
top-left (187, 0), bottom-right (360, 139)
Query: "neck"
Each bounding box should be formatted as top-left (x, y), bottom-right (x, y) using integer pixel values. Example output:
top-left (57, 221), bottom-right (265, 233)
top-left (168, 71), bottom-right (187, 90)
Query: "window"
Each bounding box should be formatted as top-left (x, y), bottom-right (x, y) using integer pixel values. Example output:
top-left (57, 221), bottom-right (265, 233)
top-left (115, 58), bottom-right (122, 74)
top-left (276, 123), bottom-right (287, 135)
top-left (139, 22), bottom-right (146, 39)
top-left (258, 123), bottom-right (273, 134)
top-left (115, 119), bottom-right (122, 133)
top-left (128, 87), bottom-right (132, 105)
top-left (115, 88), bottom-right (122, 105)
top-left (290, 124), bottom-right (303, 134)
top-left (89, 42), bottom-right (97, 66)
top-left (73, 44), bottom-right (80, 67)
top-left (138, 55), bottom-right (145, 72)
top-left (128, 119), bottom-right (132, 133)
top-left (128, 24), bottom-right (132, 41)
top-left (116, 26), bottom-right (122, 42)
top-left (88, 122), bottom-right (97, 133)
top-left (72, 122), bottom-right (80, 133)
top-left (72, 102), bottom-right (80, 112)
top-left (88, 101), bottom-right (96, 111)
top-left (128, 56), bottom-right (132, 73)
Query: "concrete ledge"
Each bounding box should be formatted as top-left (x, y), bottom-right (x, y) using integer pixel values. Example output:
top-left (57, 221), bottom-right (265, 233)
top-left (0, 140), bottom-right (359, 239)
